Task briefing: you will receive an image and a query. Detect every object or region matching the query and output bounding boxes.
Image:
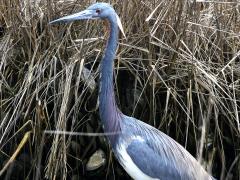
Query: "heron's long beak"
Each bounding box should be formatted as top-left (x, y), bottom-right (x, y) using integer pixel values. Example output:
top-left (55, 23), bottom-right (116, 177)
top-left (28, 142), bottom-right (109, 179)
top-left (49, 9), bottom-right (96, 24)
top-left (49, 9), bottom-right (126, 38)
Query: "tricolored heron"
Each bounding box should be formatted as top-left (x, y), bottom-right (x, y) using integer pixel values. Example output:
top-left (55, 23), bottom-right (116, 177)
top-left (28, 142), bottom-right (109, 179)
top-left (50, 3), bottom-right (216, 180)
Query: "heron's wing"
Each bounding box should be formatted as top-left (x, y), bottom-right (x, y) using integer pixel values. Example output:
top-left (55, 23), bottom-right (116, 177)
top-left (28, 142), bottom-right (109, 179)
top-left (125, 138), bottom-right (182, 179)
top-left (120, 116), bottom-right (212, 180)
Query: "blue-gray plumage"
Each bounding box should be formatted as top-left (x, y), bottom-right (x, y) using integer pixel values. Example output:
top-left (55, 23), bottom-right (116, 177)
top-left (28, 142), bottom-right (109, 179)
top-left (50, 3), bottom-right (216, 180)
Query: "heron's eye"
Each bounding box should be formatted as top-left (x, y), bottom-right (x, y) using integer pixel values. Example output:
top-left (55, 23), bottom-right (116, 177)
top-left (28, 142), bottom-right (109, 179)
top-left (96, 9), bottom-right (101, 14)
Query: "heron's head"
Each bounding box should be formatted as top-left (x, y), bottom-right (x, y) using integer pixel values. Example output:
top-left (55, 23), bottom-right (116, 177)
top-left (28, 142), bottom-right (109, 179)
top-left (50, 3), bottom-right (125, 37)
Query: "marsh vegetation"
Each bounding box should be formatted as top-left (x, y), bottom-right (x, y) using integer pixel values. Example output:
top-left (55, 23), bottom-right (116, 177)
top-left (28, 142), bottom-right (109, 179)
top-left (0, 0), bottom-right (240, 179)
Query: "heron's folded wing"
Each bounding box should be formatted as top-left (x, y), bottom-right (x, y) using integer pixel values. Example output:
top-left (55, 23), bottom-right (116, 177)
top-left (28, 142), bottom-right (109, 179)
top-left (126, 139), bottom-right (182, 179)
top-left (121, 116), bottom-right (211, 180)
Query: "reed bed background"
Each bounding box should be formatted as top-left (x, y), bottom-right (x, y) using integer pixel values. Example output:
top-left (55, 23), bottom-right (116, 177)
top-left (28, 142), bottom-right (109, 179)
top-left (0, 0), bottom-right (240, 179)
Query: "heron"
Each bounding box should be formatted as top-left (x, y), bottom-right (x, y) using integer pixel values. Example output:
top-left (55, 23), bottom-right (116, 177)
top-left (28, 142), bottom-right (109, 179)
top-left (50, 3), bottom-right (216, 180)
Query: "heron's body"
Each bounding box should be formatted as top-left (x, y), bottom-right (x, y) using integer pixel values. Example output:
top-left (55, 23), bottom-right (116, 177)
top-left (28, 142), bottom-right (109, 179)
top-left (114, 115), bottom-right (212, 180)
top-left (50, 3), bottom-right (215, 180)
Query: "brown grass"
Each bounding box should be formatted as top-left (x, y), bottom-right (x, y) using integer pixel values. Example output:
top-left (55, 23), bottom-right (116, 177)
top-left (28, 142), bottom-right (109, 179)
top-left (0, 0), bottom-right (240, 179)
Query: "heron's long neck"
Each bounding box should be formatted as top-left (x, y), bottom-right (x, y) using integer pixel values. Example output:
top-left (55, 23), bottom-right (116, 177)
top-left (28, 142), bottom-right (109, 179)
top-left (99, 19), bottom-right (121, 143)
